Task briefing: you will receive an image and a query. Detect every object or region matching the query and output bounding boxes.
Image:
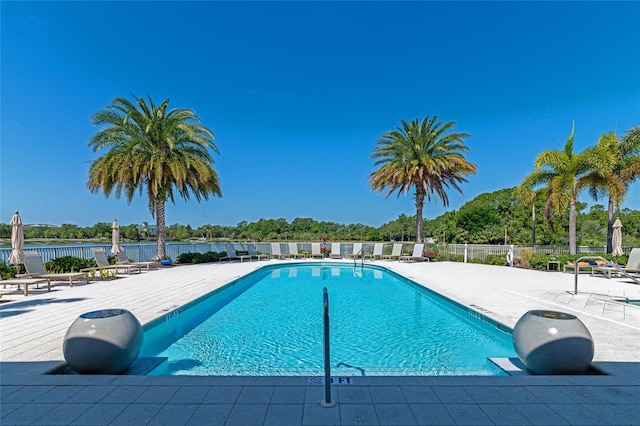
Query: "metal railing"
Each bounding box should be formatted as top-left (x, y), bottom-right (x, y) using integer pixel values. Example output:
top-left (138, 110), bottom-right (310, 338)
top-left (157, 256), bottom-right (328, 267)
top-left (0, 241), bottom-right (634, 265)
top-left (321, 287), bottom-right (335, 408)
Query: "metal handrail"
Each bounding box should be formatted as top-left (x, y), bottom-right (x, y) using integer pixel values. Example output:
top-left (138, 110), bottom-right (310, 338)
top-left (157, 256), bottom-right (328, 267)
top-left (353, 248), bottom-right (364, 267)
top-left (573, 255), bottom-right (639, 294)
top-left (321, 287), bottom-right (336, 408)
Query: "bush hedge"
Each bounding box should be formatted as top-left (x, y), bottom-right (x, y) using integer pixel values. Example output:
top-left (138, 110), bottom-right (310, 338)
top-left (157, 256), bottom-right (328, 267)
top-left (176, 251), bottom-right (225, 264)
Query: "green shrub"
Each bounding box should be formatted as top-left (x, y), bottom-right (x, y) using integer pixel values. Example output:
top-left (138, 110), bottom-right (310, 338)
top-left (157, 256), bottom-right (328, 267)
top-left (176, 251), bottom-right (224, 264)
top-left (0, 261), bottom-right (19, 279)
top-left (45, 256), bottom-right (95, 273)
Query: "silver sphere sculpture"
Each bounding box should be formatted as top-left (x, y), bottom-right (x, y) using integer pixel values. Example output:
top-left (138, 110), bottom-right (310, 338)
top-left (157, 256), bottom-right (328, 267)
top-left (63, 309), bottom-right (143, 374)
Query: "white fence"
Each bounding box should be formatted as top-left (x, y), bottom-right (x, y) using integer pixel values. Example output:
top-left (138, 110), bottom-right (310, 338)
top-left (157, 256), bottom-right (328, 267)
top-left (0, 241), bottom-right (632, 265)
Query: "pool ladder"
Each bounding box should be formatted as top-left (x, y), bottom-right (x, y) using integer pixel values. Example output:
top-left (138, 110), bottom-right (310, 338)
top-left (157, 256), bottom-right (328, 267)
top-left (353, 248), bottom-right (364, 268)
top-left (321, 287), bottom-right (336, 408)
top-left (572, 255), bottom-right (639, 294)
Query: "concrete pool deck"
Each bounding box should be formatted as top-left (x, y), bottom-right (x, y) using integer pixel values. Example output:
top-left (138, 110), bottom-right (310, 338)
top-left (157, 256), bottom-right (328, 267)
top-left (1, 260), bottom-right (639, 425)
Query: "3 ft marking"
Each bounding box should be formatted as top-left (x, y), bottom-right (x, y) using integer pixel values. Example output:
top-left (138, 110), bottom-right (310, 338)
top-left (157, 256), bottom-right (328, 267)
top-left (308, 376), bottom-right (353, 385)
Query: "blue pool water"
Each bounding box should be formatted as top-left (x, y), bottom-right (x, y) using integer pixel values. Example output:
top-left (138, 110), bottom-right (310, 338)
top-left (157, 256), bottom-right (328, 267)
top-left (141, 264), bottom-right (516, 376)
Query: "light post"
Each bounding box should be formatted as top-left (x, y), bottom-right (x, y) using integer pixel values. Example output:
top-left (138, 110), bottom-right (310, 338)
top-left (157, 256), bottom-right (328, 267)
top-left (504, 225), bottom-right (508, 245)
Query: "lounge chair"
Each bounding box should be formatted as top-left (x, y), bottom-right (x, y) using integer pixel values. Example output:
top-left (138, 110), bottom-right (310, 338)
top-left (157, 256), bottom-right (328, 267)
top-left (621, 248), bottom-right (640, 274)
top-left (330, 243), bottom-right (342, 259)
top-left (221, 244), bottom-right (252, 262)
top-left (271, 243), bottom-right (286, 259)
top-left (116, 249), bottom-right (159, 271)
top-left (1, 275), bottom-right (51, 296)
top-left (348, 243), bottom-right (363, 259)
top-left (20, 251), bottom-right (89, 287)
top-left (563, 261), bottom-right (593, 274)
top-left (400, 244), bottom-right (427, 262)
top-left (287, 243), bottom-right (305, 259)
top-left (85, 247), bottom-right (141, 275)
top-left (382, 243), bottom-right (403, 261)
top-left (365, 243), bottom-right (384, 260)
top-left (247, 243), bottom-right (269, 261)
top-left (311, 243), bottom-right (323, 258)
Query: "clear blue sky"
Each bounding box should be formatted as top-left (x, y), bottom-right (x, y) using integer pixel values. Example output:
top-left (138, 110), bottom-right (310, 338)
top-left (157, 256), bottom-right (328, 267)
top-left (2, 1), bottom-right (639, 228)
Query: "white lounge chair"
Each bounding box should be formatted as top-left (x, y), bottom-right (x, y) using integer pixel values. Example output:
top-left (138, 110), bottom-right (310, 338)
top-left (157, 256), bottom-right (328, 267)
top-left (247, 244), bottom-right (269, 261)
top-left (622, 248), bottom-right (640, 274)
top-left (400, 244), bottom-right (427, 262)
top-left (365, 243), bottom-right (384, 260)
top-left (348, 243), bottom-right (363, 259)
top-left (330, 243), bottom-right (342, 259)
top-left (1, 275), bottom-right (51, 296)
top-left (221, 244), bottom-right (251, 262)
top-left (271, 243), bottom-right (286, 259)
top-left (85, 247), bottom-right (141, 275)
top-left (116, 249), bottom-right (159, 271)
top-left (287, 243), bottom-right (305, 258)
top-left (311, 243), bottom-right (323, 258)
top-left (382, 243), bottom-right (403, 261)
top-left (20, 251), bottom-right (89, 287)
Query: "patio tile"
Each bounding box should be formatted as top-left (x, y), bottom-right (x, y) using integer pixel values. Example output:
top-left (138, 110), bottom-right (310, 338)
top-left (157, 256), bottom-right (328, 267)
top-left (31, 403), bottom-right (91, 425)
top-left (478, 403), bottom-right (532, 425)
top-left (409, 403), bottom-right (456, 425)
top-left (202, 385), bottom-right (242, 403)
top-left (432, 386), bottom-right (474, 403)
top-left (401, 385), bottom-right (440, 403)
top-left (512, 403), bottom-right (570, 425)
top-left (110, 403), bottom-right (165, 425)
top-left (270, 386), bottom-right (307, 404)
top-left (134, 385), bottom-right (180, 403)
top-left (100, 385), bottom-right (148, 403)
top-left (264, 403), bottom-right (304, 425)
top-left (185, 404), bottom-right (234, 425)
top-left (338, 403), bottom-right (378, 425)
top-left (148, 403), bottom-right (198, 426)
top-left (374, 403), bottom-right (417, 425)
top-left (463, 386), bottom-right (509, 404)
top-left (583, 403), bottom-right (639, 425)
top-left (70, 403), bottom-right (128, 425)
top-left (444, 403), bottom-right (494, 425)
top-left (167, 386), bottom-right (211, 404)
top-left (493, 386), bottom-right (541, 403)
top-left (0, 402), bottom-right (56, 425)
top-left (336, 386), bottom-right (372, 404)
top-left (225, 402), bottom-right (268, 425)
top-left (302, 402), bottom-right (341, 425)
top-left (369, 385), bottom-right (407, 404)
top-left (549, 403), bottom-right (609, 424)
top-left (236, 385), bottom-right (274, 404)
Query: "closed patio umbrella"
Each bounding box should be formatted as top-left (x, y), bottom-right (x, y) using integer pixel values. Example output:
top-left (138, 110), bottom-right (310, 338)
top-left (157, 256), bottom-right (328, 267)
top-left (8, 211), bottom-right (25, 265)
top-left (111, 219), bottom-right (122, 256)
top-left (612, 218), bottom-right (623, 258)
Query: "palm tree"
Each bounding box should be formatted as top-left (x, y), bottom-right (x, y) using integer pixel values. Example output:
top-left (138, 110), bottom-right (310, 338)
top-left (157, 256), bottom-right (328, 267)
top-left (87, 95), bottom-right (221, 260)
top-left (518, 123), bottom-right (613, 254)
top-left (368, 116), bottom-right (476, 243)
top-left (586, 126), bottom-right (640, 252)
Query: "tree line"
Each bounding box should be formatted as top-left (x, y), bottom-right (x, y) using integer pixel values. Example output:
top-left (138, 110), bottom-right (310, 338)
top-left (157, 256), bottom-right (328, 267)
top-left (3, 187), bottom-right (638, 247)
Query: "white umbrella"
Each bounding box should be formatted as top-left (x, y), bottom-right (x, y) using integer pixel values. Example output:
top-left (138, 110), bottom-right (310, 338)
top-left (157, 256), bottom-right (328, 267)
top-left (111, 219), bottom-right (123, 256)
top-left (612, 218), bottom-right (623, 258)
top-left (8, 211), bottom-right (25, 265)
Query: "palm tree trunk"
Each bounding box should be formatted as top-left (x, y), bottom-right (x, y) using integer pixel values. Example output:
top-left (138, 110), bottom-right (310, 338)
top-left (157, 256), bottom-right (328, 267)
top-left (606, 198), bottom-right (614, 253)
top-left (569, 199), bottom-right (577, 255)
top-left (414, 191), bottom-right (424, 243)
top-left (153, 199), bottom-right (167, 261)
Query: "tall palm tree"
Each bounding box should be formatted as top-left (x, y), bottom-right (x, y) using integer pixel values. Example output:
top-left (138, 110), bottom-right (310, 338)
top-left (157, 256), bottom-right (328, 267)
top-left (368, 116), bottom-right (476, 243)
top-left (586, 126), bottom-right (640, 252)
top-left (518, 123), bottom-right (613, 254)
top-left (87, 95), bottom-right (221, 260)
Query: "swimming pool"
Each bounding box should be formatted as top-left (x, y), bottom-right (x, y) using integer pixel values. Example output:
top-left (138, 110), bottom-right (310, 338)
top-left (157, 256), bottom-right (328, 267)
top-left (141, 263), bottom-right (516, 376)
